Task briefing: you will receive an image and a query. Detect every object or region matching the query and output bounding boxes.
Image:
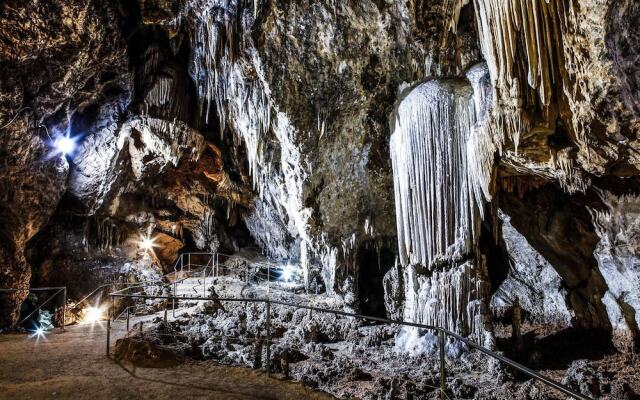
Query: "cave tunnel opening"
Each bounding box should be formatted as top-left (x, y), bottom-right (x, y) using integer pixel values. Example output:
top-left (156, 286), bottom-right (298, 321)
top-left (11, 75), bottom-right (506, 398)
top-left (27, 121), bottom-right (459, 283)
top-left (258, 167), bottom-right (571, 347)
top-left (356, 243), bottom-right (395, 318)
top-left (479, 203), bottom-right (511, 298)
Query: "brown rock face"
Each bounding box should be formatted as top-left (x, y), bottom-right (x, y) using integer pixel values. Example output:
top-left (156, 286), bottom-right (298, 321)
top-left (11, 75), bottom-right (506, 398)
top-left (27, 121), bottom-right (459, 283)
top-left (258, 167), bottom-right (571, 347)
top-left (0, 0), bottom-right (128, 326)
top-left (114, 336), bottom-right (184, 368)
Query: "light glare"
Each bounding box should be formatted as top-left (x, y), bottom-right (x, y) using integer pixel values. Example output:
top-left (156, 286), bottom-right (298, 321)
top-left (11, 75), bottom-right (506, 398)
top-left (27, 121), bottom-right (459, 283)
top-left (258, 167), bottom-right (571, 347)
top-left (139, 235), bottom-right (157, 251)
top-left (30, 326), bottom-right (47, 340)
top-left (54, 134), bottom-right (76, 155)
top-left (83, 306), bottom-right (104, 324)
top-left (281, 264), bottom-right (294, 282)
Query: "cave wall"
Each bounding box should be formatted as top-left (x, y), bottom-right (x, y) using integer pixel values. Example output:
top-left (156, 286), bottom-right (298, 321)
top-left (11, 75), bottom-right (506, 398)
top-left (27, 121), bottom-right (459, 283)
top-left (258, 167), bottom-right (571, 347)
top-left (171, 0), bottom-right (486, 308)
top-left (0, 0), bottom-right (256, 326)
top-left (0, 0), bottom-right (639, 351)
top-left (491, 210), bottom-right (573, 328)
top-left (0, 0), bottom-right (128, 326)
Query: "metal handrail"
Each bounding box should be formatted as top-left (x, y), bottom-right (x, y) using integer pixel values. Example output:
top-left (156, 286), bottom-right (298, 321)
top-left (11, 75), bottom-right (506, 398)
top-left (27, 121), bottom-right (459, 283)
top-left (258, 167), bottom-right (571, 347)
top-left (67, 282), bottom-right (146, 312)
top-left (0, 287), bottom-right (67, 330)
top-left (106, 292), bottom-right (591, 400)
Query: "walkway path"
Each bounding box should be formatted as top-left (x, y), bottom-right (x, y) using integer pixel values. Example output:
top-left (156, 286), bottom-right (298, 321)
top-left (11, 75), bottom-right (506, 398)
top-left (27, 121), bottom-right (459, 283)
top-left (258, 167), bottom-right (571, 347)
top-left (0, 323), bottom-right (332, 400)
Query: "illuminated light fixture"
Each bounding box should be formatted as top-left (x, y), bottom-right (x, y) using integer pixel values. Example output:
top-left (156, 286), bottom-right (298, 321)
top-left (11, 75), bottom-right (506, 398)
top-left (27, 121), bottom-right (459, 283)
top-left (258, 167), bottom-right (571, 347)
top-left (30, 326), bottom-right (47, 340)
top-left (83, 306), bottom-right (104, 324)
top-left (281, 264), bottom-right (294, 282)
top-left (54, 133), bottom-right (77, 156)
top-left (139, 235), bottom-right (158, 252)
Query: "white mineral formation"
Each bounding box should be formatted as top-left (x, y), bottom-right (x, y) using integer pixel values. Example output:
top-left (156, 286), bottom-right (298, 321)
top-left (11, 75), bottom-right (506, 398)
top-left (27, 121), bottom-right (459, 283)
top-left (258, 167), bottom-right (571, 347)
top-left (389, 67), bottom-right (493, 341)
top-left (591, 192), bottom-right (640, 349)
top-left (492, 211), bottom-right (573, 327)
top-left (390, 75), bottom-right (489, 268)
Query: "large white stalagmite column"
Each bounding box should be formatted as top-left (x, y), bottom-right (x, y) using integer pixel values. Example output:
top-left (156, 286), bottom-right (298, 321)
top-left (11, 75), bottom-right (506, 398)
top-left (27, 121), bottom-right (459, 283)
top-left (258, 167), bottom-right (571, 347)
top-left (390, 66), bottom-right (494, 342)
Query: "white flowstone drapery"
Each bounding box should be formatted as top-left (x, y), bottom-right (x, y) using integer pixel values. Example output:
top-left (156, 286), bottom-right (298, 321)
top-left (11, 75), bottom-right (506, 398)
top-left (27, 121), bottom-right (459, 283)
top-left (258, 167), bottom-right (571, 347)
top-left (390, 66), bottom-right (493, 340)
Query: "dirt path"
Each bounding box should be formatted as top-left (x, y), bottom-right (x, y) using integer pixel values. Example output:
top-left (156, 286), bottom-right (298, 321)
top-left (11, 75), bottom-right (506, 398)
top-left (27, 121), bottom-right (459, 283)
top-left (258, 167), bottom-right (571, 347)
top-left (0, 323), bottom-right (333, 400)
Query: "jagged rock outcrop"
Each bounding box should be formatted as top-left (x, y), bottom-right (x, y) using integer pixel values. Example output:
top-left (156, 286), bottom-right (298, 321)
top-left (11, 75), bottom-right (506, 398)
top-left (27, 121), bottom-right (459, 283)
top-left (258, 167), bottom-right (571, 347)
top-left (491, 211), bottom-right (572, 327)
top-left (499, 185), bottom-right (611, 331)
top-left (591, 192), bottom-right (640, 350)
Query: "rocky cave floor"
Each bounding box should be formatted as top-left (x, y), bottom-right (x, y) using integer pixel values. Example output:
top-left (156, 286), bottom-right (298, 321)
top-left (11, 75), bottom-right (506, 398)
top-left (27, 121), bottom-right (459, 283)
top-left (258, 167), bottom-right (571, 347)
top-left (112, 255), bottom-right (640, 400)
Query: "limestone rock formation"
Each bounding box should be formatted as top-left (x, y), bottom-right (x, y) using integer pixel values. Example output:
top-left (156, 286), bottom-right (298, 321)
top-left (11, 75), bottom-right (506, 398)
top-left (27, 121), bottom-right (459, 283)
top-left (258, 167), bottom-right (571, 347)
top-left (0, 0), bottom-right (128, 326)
top-left (491, 211), bottom-right (572, 327)
top-left (1, 0), bottom-right (639, 378)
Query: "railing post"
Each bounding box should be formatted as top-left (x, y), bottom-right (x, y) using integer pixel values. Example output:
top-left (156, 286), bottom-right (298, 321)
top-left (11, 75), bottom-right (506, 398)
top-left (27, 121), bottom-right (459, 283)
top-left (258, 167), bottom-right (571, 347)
top-left (62, 287), bottom-right (66, 331)
top-left (267, 265), bottom-right (270, 294)
top-left (126, 307), bottom-right (130, 331)
top-left (106, 296), bottom-right (111, 357)
top-left (173, 281), bottom-right (177, 318)
top-left (439, 329), bottom-right (446, 400)
top-left (265, 300), bottom-right (271, 375)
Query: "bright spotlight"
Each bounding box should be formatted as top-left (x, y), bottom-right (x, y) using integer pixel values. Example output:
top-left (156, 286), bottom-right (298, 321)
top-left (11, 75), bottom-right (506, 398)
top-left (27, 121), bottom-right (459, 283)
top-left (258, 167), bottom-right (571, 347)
top-left (30, 326), bottom-right (47, 340)
top-left (139, 235), bottom-right (158, 252)
top-left (83, 306), bottom-right (104, 324)
top-left (54, 134), bottom-right (77, 156)
top-left (281, 265), bottom-right (294, 282)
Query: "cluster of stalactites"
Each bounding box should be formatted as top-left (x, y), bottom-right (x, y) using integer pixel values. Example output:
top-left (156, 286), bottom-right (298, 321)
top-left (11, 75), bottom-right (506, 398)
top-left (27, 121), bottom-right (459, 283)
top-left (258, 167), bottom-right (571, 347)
top-left (391, 73), bottom-right (492, 269)
top-left (186, 0), bottom-right (270, 187)
top-left (95, 217), bottom-right (121, 252)
top-left (470, 0), bottom-right (585, 152)
top-left (473, 0), bottom-right (572, 106)
top-left (187, 0), bottom-right (242, 119)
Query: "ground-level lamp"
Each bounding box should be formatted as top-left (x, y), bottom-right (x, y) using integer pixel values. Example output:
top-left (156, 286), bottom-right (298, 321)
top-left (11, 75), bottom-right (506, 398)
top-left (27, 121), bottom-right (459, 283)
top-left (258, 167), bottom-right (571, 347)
top-left (29, 326), bottom-right (47, 341)
top-left (83, 306), bottom-right (105, 324)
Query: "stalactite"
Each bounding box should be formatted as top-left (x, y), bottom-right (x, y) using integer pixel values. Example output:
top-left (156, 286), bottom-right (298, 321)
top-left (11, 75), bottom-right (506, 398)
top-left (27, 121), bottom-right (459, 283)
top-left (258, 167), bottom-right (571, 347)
top-left (82, 219), bottom-right (89, 253)
top-left (390, 68), bottom-right (493, 341)
top-left (95, 217), bottom-right (119, 252)
top-left (185, 0), bottom-right (270, 187)
top-left (391, 78), bottom-right (486, 268)
top-left (203, 208), bottom-right (216, 238)
top-left (552, 147), bottom-right (590, 193)
top-left (498, 176), bottom-right (545, 198)
top-left (184, 0), bottom-right (354, 294)
top-left (470, 0), bottom-right (601, 162)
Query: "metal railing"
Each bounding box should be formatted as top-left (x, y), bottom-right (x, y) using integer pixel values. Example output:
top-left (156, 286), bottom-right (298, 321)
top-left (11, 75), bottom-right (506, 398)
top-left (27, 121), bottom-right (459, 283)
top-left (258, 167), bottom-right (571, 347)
top-left (0, 287), bottom-right (67, 331)
top-left (105, 291), bottom-right (591, 400)
top-left (170, 252), bottom-right (304, 297)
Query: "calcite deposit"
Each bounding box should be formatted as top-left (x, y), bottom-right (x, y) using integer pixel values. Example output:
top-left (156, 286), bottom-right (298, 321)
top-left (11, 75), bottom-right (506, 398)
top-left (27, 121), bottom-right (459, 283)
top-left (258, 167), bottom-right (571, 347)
top-left (1, 0), bottom-right (639, 397)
